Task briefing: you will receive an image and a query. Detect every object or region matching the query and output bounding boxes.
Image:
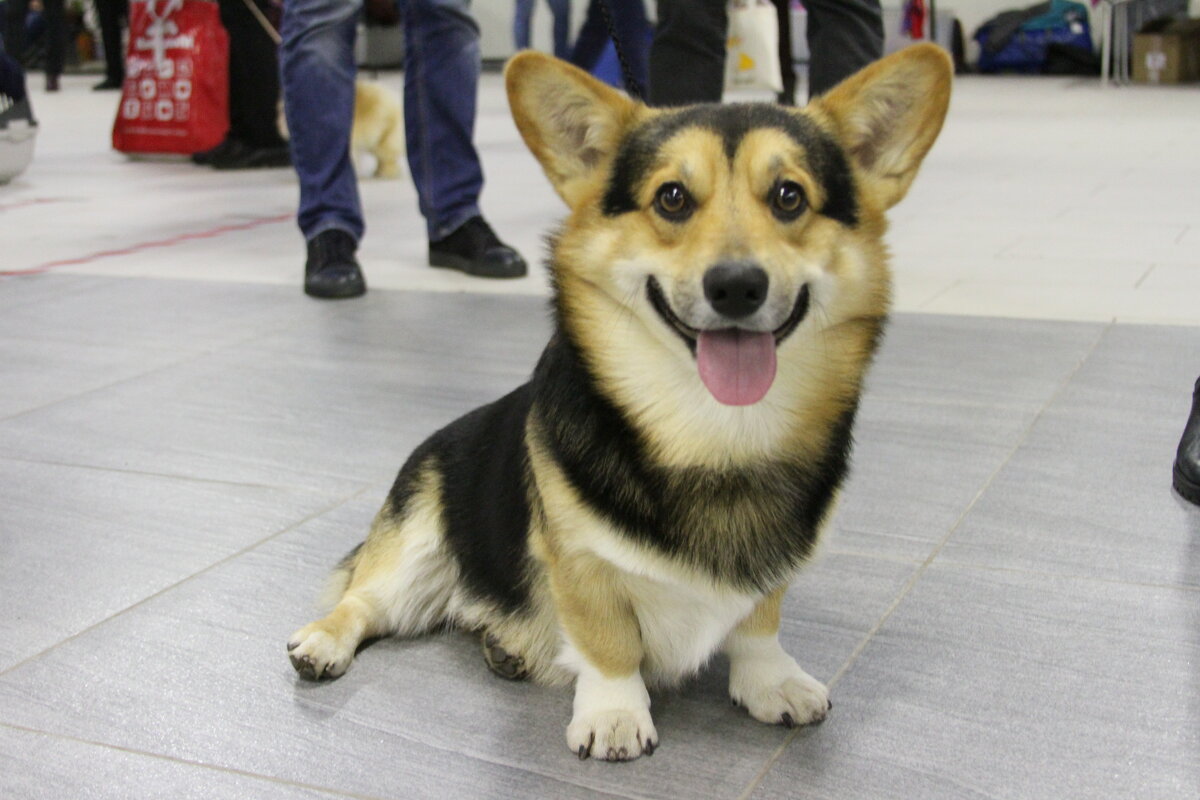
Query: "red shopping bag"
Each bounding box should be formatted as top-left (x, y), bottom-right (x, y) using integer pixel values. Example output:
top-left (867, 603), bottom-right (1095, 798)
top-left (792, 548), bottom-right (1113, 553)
top-left (112, 0), bottom-right (229, 154)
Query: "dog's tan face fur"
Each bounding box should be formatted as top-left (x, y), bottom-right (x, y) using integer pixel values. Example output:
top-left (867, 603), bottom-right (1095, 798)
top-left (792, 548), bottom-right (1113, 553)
top-left (508, 47), bottom-right (951, 468)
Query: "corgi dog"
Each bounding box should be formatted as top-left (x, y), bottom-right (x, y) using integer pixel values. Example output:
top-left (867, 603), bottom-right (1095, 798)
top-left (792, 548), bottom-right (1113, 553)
top-left (278, 80), bottom-right (404, 179)
top-left (287, 45), bottom-right (951, 761)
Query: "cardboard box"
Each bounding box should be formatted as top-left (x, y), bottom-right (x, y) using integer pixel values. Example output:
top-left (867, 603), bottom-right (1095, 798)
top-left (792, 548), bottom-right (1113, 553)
top-left (1132, 18), bottom-right (1200, 84)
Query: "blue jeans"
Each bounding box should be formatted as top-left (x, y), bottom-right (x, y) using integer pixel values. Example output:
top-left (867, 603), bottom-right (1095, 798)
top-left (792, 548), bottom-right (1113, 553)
top-left (512, 0), bottom-right (571, 59)
top-left (280, 0), bottom-right (484, 242)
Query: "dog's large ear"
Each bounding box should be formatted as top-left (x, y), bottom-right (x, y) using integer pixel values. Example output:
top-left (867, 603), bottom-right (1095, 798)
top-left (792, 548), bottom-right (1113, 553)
top-left (812, 44), bottom-right (952, 210)
top-left (506, 51), bottom-right (640, 208)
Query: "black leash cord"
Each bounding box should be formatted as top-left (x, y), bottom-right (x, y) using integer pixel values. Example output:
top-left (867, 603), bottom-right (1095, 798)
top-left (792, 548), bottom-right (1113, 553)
top-left (596, 0), bottom-right (644, 101)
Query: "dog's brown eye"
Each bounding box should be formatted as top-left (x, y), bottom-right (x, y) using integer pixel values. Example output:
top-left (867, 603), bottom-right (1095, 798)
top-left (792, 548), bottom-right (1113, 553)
top-left (654, 183), bottom-right (693, 221)
top-left (771, 181), bottom-right (807, 220)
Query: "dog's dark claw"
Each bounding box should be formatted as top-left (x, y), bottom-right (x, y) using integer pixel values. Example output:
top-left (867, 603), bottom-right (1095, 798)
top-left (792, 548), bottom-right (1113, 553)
top-left (781, 712), bottom-right (796, 729)
top-left (578, 744), bottom-right (589, 760)
top-left (644, 739), bottom-right (656, 756)
top-left (827, 699), bottom-right (833, 711)
top-left (286, 640), bottom-right (299, 652)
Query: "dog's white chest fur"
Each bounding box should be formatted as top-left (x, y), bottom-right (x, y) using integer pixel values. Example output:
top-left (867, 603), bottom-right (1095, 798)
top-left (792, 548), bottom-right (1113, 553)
top-left (578, 524), bottom-right (760, 684)
top-left (628, 571), bottom-right (758, 683)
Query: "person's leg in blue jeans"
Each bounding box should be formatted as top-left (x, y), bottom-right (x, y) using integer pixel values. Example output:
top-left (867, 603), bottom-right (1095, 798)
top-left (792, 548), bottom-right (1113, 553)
top-left (513, 0), bottom-right (571, 59)
top-left (546, 0), bottom-right (572, 59)
top-left (280, 0), bottom-right (365, 298)
top-left (512, 0), bottom-right (534, 51)
top-left (403, 0), bottom-right (525, 278)
top-left (280, 0), bottom-right (361, 242)
top-left (281, 0), bottom-right (525, 299)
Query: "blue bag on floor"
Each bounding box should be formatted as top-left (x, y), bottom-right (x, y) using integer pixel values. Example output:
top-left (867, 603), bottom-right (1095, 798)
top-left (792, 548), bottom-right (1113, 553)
top-left (975, 0), bottom-right (1093, 74)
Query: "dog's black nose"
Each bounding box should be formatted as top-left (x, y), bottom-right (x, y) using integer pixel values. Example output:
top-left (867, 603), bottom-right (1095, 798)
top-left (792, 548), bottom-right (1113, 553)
top-left (703, 262), bottom-right (769, 319)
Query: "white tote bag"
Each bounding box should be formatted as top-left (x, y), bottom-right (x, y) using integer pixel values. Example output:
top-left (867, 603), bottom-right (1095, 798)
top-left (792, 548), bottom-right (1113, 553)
top-left (724, 0), bottom-right (784, 94)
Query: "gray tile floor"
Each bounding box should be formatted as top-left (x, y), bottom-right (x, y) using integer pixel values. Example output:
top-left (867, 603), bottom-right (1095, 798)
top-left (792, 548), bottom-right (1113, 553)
top-left (1, 275), bottom-right (1197, 799)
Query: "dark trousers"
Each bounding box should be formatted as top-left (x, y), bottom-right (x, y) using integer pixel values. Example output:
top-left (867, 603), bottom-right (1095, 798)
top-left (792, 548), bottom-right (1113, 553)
top-left (648, 0), bottom-right (883, 106)
top-left (569, 0), bottom-right (648, 97)
top-left (94, 0), bottom-right (128, 83)
top-left (217, 0), bottom-right (285, 148)
top-left (3, 0), bottom-right (66, 77)
top-left (804, 0), bottom-right (883, 96)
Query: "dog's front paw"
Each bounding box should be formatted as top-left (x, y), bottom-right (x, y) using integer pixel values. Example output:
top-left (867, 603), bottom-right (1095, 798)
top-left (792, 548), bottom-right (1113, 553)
top-left (729, 653), bottom-right (830, 728)
top-left (287, 622), bottom-right (355, 681)
top-left (567, 707), bottom-right (658, 761)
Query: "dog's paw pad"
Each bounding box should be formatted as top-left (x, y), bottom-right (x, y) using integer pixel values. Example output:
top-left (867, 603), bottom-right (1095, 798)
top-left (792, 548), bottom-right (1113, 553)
top-left (287, 625), bottom-right (353, 681)
top-left (482, 633), bottom-right (530, 681)
top-left (566, 709), bottom-right (658, 762)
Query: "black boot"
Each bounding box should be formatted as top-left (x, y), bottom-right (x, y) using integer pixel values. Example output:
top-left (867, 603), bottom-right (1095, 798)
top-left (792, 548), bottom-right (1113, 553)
top-left (304, 229), bottom-right (366, 299)
top-left (429, 216), bottom-right (527, 279)
top-left (1172, 377), bottom-right (1200, 506)
top-left (210, 138), bottom-right (291, 170)
top-left (191, 137), bottom-right (241, 165)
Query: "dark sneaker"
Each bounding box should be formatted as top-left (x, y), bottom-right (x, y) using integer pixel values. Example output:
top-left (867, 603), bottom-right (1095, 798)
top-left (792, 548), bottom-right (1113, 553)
top-left (304, 229), bottom-right (366, 299)
top-left (211, 139), bottom-right (291, 170)
top-left (93, 77), bottom-right (123, 91)
top-left (1173, 377), bottom-right (1200, 506)
top-left (429, 216), bottom-right (527, 279)
top-left (191, 137), bottom-right (241, 165)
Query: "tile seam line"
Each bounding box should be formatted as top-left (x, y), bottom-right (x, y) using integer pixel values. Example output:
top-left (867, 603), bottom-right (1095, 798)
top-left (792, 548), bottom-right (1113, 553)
top-left (283, 710), bottom-right (647, 800)
top-left (0, 347), bottom-right (214, 424)
top-left (0, 303), bottom-right (354, 427)
top-left (928, 557), bottom-right (1200, 594)
top-left (825, 547), bottom-right (1200, 594)
top-left (0, 485), bottom-right (373, 680)
top-left (0, 720), bottom-right (390, 800)
top-left (0, 310), bottom-right (308, 423)
top-left (0, 454), bottom-right (359, 494)
top-left (0, 720), bottom-right (644, 800)
top-left (733, 320), bottom-right (1112, 800)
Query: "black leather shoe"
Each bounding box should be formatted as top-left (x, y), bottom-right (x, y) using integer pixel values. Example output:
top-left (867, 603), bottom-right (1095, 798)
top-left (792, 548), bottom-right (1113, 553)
top-left (211, 139), bottom-right (291, 170)
top-left (1173, 377), bottom-right (1200, 506)
top-left (191, 138), bottom-right (240, 165)
top-left (429, 216), bottom-right (527, 279)
top-left (304, 229), bottom-right (366, 299)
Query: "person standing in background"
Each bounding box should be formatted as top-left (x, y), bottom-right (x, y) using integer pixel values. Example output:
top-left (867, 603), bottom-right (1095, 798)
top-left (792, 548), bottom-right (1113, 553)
top-left (280, 0), bottom-right (526, 299)
top-left (648, 0), bottom-right (884, 106)
top-left (92, 0), bottom-right (128, 91)
top-left (192, 0), bottom-right (291, 170)
top-left (512, 0), bottom-right (571, 59)
top-left (569, 0), bottom-right (649, 97)
top-left (3, 0), bottom-right (67, 91)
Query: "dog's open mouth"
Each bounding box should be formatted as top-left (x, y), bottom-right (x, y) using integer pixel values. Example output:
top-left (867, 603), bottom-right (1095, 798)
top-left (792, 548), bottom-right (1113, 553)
top-left (647, 277), bottom-right (810, 406)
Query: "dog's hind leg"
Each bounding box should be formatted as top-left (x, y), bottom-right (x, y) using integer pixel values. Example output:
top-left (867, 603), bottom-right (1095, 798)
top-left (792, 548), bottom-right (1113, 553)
top-left (372, 120), bottom-right (405, 179)
top-left (288, 476), bottom-right (458, 680)
top-left (725, 587), bottom-right (830, 728)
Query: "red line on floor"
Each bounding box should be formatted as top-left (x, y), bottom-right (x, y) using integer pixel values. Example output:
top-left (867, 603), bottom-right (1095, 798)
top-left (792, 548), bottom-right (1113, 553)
top-left (0, 197), bottom-right (70, 213)
top-left (1, 212), bottom-right (294, 277)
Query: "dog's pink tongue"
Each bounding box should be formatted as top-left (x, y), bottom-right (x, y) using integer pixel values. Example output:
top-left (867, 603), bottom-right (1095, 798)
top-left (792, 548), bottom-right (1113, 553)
top-left (696, 329), bottom-right (777, 406)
